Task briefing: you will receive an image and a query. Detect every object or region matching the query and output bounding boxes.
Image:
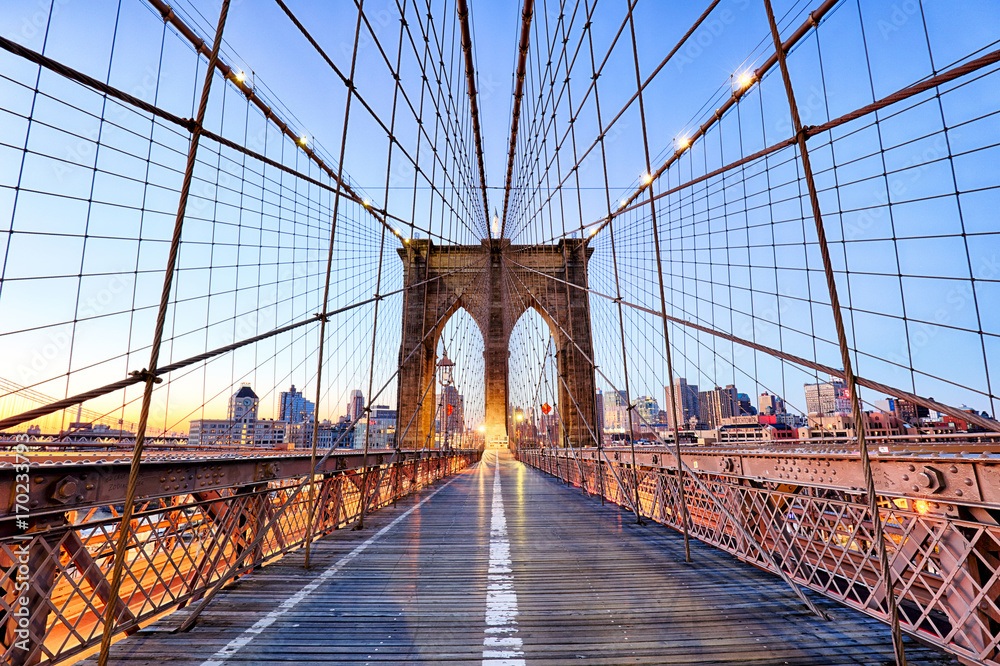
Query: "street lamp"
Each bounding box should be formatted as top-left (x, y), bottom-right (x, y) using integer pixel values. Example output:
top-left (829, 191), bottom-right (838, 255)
top-left (437, 353), bottom-right (455, 449)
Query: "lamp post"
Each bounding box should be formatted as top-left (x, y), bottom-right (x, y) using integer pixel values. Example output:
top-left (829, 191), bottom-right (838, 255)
top-left (437, 353), bottom-right (455, 450)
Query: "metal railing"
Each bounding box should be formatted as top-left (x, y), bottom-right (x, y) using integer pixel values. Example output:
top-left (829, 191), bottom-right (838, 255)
top-left (1, 448), bottom-right (480, 666)
top-left (518, 446), bottom-right (1000, 666)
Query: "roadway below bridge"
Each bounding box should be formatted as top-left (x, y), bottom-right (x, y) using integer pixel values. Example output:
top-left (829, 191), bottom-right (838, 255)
top-left (88, 449), bottom-right (955, 665)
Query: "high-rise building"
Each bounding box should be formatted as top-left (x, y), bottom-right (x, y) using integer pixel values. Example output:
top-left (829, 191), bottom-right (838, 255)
top-left (603, 389), bottom-right (629, 432)
top-left (736, 393), bottom-right (756, 416)
top-left (665, 378), bottom-right (699, 428)
top-left (347, 389), bottom-right (365, 422)
top-left (279, 384), bottom-right (315, 424)
top-left (804, 377), bottom-right (849, 416)
top-left (631, 396), bottom-right (659, 430)
top-left (698, 385), bottom-right (737, 429)
top-left (437, 385), bottom-right (464, 436)
top-left (759, 392), bottom-right (785, 416)
top-left (228, 384), bottom-right (258, 426)
top-left (595, 389), bottom-right (606, 443)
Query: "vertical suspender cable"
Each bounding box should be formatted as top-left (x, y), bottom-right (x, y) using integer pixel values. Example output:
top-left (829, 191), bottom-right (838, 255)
top-left (760, 1), bottom-right (906, 663)
top-left (624, 0), bottom-right (691, 562)
top-left (582, 0), bottom-right (643, 524)
top-left (499, 0), bottom-right (535, 239)
top-left (303, 0), bottom-right (367, 568)
top-left (357, 0), bottom-right (409, 531)
top-left (455, 0), bottom-right (491, 231)
top-left (95, 2), bottom-right (232, 664)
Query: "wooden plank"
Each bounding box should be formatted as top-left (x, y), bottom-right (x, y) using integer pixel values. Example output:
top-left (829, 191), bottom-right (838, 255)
top-left (86, 451), bottom-right (957, 665)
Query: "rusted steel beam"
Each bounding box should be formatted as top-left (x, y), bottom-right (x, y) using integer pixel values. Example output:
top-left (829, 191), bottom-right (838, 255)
top-left (499, 0), bottom-right (535, 238)
top-left (538, 446), bottom-right (1000, 508)
top-left (455, 0), bottom-right (491, 228)
top-left (0, 450), bottom-right (480, 665)
top-left (587, 0), bottom-right (840, 240)
top-left (0, 449), bottom-right (462, 521)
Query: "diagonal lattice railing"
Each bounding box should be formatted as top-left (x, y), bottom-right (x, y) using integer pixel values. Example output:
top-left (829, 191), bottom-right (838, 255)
top-left (519, 446), bottom-right (1000, 665)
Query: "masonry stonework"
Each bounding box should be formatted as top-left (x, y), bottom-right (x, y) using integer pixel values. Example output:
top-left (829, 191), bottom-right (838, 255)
top-left (395, 238), bottom-right (596, 449)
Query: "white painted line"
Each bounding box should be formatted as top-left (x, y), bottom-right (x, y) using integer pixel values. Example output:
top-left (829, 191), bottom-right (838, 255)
top-left (199, 474), bottom-right (462, 666)
top-left (483, 457), bottom-right (525, 666)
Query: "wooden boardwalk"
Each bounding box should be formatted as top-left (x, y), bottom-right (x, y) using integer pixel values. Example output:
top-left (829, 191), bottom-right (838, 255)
top-left (90, 450), bottom-right (956, 665)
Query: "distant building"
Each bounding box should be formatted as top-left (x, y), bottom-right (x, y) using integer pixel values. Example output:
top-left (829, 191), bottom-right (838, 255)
top-left (188, 419), bottom-right (244, 447)
top-left (874, 396), bottom-right (930, 423)
top-left (595, 390), bottom-right (606, 443)
top-left (664, 378), bottom-right (699, 428)
top-left (699, 385), bottom-right (737, 429)
top-left (603, 389), bottom-right (629, 432)
top-left (631, 396), bottom-right (659, 431)
top-left (189, 384), bottom-right (284, 448)
top-left (437, 385), bottom-right (464, 436)
top-left (759, 392), bottom-right (785, 416)
top-left (347, 389), bottom-right (365, 423)
top-left (804, 377), bottom-right (849, 416)
top-left (253, 419), bottom-right (287, 448)
top-left (228, 384), bottom-right (259, 429)
top-left (540, 410), bottom-right (561, 445)
top-left (736, 393), bottom-right (756, 416)
top-left (366, 405), bottom-right (398, 448)
top-left (279, 384), bottom-right (315, 424)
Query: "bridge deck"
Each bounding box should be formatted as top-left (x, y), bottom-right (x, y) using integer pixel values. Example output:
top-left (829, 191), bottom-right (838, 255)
top-left (90, 451), bottom-right (955, 665)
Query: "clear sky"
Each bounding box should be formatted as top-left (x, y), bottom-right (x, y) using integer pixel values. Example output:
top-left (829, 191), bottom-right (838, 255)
top-left (1, 0), bottom-right (999, 435)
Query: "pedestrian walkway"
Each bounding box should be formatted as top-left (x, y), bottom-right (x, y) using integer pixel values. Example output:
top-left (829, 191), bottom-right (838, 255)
top-left (90, 450), bottom-right (955, 665)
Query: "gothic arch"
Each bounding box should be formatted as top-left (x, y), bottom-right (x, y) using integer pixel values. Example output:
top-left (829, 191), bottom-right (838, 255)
top-left (396, 238), bottom-right (595, 449)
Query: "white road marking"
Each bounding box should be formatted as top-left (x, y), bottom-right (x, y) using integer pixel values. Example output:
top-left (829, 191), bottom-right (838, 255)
top-left (483, 456), bottom-right (525, 666)
top-left (199, 474), bottom-right (461, 666)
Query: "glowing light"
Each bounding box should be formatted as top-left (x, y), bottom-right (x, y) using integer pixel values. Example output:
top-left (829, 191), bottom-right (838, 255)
top-left (619, 198), bottom-right (628, 209)
top-left (641, 172), bottom-right (653, 185)
top-left (735, 70), bottom-right (755, 91)
top-left (404, 237), bottom-right (411, 244)
top-left (589, 226), bottom-right (599, 237)
top-left (478, 424), bottom-right (486, 433)
top-left (233, 69), bottom-right (246, 84)
top-left (914, 500), bottom-right (930, 515)
top-left (298, 134), bottom-right (308, 146)
top-left (676, 135), bottom-right (690, 151)
top-left (363, 198), bottom-right (370, 208)
top-left (516, 413), bottom-right (523, 422)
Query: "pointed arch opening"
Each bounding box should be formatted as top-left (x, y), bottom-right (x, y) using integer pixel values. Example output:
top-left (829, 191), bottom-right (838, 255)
top-left (508, 306), bottom-right (562, 447)
top-left (430, 306), bottom-right (485, 449)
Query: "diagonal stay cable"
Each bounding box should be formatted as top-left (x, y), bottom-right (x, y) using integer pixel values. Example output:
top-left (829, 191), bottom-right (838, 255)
top-left (174, 257), bottom-right (489, 632)
top-left (0, 255), bottom-right (486, 432)
top-left (505, 253), bottom-right (835, 619)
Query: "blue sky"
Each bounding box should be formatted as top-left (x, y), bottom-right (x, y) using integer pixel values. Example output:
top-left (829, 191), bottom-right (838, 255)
top-left (1, 0), bottom-right (999, 434)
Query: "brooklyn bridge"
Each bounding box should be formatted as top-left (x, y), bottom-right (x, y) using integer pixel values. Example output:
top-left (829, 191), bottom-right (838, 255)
top-left (1, 0), bottom-right (999, 664)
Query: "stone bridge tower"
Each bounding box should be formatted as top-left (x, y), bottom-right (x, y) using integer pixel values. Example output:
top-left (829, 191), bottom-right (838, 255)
top-left (395, 238), bottom-right (596, 449)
